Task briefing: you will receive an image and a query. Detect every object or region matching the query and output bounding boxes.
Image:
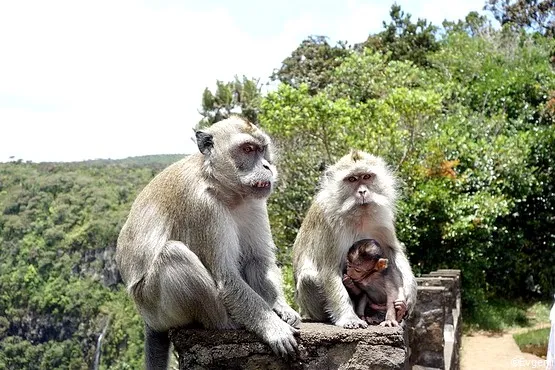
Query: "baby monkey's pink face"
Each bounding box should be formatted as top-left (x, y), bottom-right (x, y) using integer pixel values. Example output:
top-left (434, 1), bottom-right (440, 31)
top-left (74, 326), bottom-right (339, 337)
top-left (346, 257), bottom-right (388, 282)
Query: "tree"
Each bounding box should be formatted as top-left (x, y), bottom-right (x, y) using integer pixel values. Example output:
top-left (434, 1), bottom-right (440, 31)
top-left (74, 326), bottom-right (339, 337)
top-left (198, 76), bottom-right (262, 128)
top-left (442, 11), bottom-right (494, 37)
top-left (485, 0), bottom-right (555, 36)
top-left (358, 4), bottom-right (439, 66)
top-left (271, 35), bottom-right (351, 95)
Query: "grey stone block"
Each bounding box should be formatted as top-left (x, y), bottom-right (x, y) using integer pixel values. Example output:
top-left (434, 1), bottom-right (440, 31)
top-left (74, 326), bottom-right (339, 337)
top-left (170, 322), bottom-right (408, 370)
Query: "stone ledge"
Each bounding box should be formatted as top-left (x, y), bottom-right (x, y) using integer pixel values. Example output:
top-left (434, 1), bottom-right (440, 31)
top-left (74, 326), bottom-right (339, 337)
top-left (170, 322), bottom-right (408, 370)
top-left (409, 269), bottom-right (462, 370)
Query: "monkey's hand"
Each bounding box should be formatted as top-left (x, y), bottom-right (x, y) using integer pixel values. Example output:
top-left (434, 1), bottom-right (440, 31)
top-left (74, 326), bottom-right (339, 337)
top-left (261, 314), bottom-right (299, 358)
top-left (335, 314), bottom-right (368, 329)
top-left (394, 299), bottom-right (407, 322)
top-left (273, 301), bottom-right (301, 328)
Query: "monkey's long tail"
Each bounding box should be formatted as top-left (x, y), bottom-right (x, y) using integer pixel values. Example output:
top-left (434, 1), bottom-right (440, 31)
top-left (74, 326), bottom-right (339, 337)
top-left (145, 324), bottom-right (170, 370)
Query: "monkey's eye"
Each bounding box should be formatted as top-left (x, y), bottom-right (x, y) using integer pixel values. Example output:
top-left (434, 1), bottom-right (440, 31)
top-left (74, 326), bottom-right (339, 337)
top-left (347, 176), bottom-right (357, 182)
top-left (362, 174), bottom-right (373, 180)
top-left (243, 145), bottom-right (255, 153)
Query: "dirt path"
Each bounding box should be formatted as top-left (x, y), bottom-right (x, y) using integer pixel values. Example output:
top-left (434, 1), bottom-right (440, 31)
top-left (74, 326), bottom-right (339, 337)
top-left (461, 327), bottom-right (549, 370)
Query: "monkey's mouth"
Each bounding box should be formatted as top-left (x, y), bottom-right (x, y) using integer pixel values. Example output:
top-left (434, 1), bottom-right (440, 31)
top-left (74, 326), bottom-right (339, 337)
top-left (252, 181), bottom-right (271, 189)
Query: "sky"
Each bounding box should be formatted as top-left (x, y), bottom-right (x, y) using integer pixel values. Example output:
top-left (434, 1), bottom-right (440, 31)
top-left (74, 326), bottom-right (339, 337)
top-left (0, 0), bottom-right (487, 163)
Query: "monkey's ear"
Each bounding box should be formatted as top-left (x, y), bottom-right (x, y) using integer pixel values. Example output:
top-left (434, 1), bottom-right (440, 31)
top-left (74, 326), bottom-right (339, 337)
top-left (195, 131), bottom-right (214, 155)
top-left (377, 258), bottom-right (388, 271)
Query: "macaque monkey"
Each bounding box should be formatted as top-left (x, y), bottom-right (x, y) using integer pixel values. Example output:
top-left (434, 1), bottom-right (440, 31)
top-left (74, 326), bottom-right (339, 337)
top-left (293, 150), bottom-right (417, 329)
top-left (343, 239), bottom-right (403, 327)
top-left (116, 117), bottom-right (300, 369)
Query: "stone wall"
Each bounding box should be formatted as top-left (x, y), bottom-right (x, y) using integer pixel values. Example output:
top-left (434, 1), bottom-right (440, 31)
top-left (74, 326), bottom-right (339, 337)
top-left (408, 269), bottom-right (462, 370)
top-left (170, 323), bottom-right (408, 370)
top-left (170, 269), bottom-right (462, 370)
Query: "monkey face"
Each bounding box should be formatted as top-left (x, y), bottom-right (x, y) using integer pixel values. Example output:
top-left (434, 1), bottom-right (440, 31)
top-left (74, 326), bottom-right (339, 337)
top-left (346, 259), bottom-right (381, 282)
top-left (233, 139), bottom-right (277, 198)
top-left (317, 150), bottom-right (398, 216)
top-left (196, 118), bottom-right (278, 199)
top-left (344, 173), bottom-right (375, 206)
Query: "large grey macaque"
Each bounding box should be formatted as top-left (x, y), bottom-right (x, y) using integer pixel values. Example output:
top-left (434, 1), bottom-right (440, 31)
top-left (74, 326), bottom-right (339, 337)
top-left (293, 150), bottom-right (417, 329)
top-left (116, 117), bottom-right (300, 369)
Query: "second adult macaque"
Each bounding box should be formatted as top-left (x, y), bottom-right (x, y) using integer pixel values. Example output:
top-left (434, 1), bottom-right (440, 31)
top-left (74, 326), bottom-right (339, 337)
top-left (293, 150), bottom-right (417, 329)
top-left (343, 239), bottom-right (404, 327)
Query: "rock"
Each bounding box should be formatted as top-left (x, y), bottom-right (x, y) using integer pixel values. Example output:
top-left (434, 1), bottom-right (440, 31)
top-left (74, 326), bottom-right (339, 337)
top-left (170, 322), bottom-right (408, 370)
top-left (408, 270), bottom-right (462, 370)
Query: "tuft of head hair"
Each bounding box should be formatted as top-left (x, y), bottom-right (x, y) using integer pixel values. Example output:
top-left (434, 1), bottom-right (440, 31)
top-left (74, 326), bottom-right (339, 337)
top-left (350, 149), bottom-right (364, 162)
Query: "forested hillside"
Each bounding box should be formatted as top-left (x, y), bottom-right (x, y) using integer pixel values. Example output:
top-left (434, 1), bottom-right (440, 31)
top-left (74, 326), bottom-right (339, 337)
top-left (1, 2), bottom-right (554, 369)
top-left (0, 156), bottom-right (181, 369)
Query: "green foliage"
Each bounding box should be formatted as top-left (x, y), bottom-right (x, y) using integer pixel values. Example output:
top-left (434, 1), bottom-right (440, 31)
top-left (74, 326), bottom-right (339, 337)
top-left (429, 30), bottom-right (555, 127)
top-left (326, 49), bottom-right (436, 104)
top-left (272, 35), bottom-right (351, 95)
top-left (442, 11), bottom-right (494, 37)
top-left (359, 4), bottom-right (440, 66)
top-left (198, 76), bottom-right (263, 127)
top-left (464, 298), bottom-right (529, 332)
top-left (0, 159), bottom-right (158, 369)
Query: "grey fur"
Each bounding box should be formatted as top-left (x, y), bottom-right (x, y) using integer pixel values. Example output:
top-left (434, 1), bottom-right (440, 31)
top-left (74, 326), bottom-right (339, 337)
top-left (293, 150), bottom-right (417, 329)
top-left (116, 117), bottom-right (300, 369)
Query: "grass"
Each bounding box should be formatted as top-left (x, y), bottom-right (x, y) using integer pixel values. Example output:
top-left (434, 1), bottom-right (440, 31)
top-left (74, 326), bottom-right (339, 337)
top-left (464, 299), bottom-right (551, 333)
top-left (464, 299), bottom-right (552, 358)
top-left (526, 301), bottom-right (551, 324)
top-left (511, 301), bottom-right (551, 358)
top-left (513, 327), bottom-right (550, 358)
top-left (464, 298), bottom-right (531, 333)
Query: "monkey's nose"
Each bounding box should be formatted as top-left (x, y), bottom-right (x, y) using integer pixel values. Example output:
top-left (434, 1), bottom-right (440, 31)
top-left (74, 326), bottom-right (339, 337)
top-left (358, 190), bottom-right (367, 196)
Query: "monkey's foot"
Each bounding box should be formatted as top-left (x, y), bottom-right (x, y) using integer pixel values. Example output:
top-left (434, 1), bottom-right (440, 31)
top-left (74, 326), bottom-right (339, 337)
top-left (336, 315), bottom-right (368, 329)
top-left (273, 302), bottom-right (301, 328)
top-left (379, 320), bottom-right (399, 327)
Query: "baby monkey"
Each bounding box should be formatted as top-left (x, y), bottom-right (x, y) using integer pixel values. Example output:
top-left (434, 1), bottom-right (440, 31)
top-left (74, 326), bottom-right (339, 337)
top-left (343, 239), bottom-right (405, 327)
